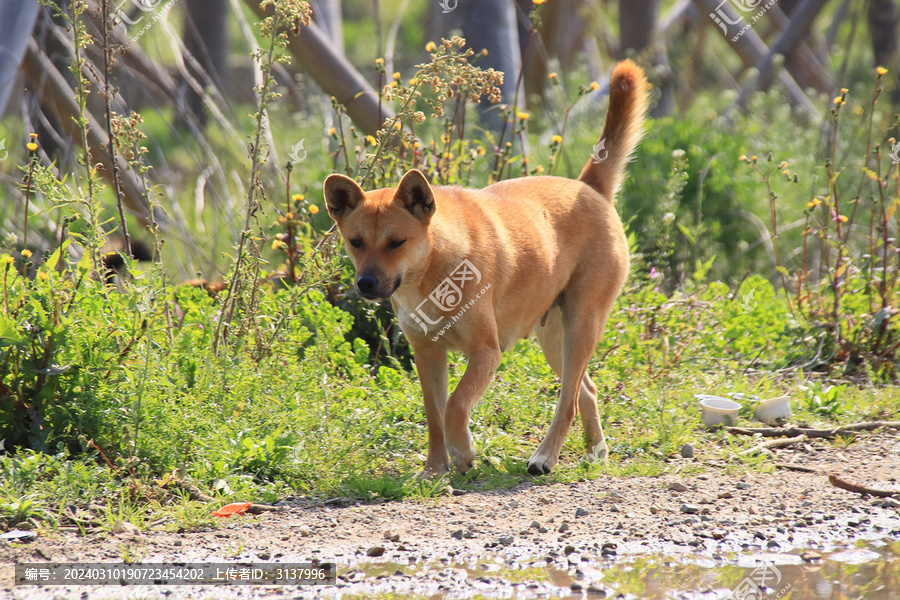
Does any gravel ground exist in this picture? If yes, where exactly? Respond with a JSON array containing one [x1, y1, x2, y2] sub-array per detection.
[[2, 431, 899, 599]]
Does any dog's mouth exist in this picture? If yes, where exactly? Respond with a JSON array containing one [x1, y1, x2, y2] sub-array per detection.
[[356, 275, 402, 301]]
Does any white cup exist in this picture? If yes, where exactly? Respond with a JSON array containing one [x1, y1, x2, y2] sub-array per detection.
[[755, 395, 791, 425], [697, 396, 741, 428]]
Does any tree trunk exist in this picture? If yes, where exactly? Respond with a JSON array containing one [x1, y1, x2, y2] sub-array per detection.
[[311, 0, 343, 53], [866, 0, 899, 102], [619, 0, 658, 55], [180, 0, 229, 130]]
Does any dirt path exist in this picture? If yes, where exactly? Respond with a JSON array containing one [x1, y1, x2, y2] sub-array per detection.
[[3, 432, 899, 599]]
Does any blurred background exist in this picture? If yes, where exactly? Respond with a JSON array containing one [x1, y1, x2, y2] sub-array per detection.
[[0, 0, 897, 285]]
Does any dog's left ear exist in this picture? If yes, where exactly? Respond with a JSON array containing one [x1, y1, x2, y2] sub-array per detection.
[[394, 169, 435, 222]]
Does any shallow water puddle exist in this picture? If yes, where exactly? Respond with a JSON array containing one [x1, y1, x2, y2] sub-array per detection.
[[347, 539, 900, 599]]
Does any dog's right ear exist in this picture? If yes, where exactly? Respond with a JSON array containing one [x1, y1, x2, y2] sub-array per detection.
[[324, 174, 366, 220]]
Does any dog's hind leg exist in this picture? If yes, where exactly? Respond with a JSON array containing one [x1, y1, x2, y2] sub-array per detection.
[[535, 309, 608, 463], [530, 304, 608, 475]]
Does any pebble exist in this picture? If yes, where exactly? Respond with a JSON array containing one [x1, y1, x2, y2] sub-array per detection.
[[558, 523, 570, 533], [801, 551, 822, 562], [498, 535, 514, 546], [668, 482, 689, 492], [737, 482, 751, 490], [383, 531, 400, 542], [367, 546, 386, 557], [680, 504, 700, 515], [680, 443, 695, 458], [575, 507, 590, 517], [450, 529, 463, 540]]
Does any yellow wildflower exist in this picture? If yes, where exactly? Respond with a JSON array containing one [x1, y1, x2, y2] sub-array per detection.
[[272, 239, 285, 250], [877, 66, 888, 76], [839, 215, 848, 223], [328, 127, 336, 136], [782, 170, 789, 176], [551, 135, 562, 144], [29, 133, 37, 139], [589, 81, 599, 91], [393, 121, 402, 130], [286, 212, 294, 219], [840, 88, 849, 94], [779, 161, 788, 168], [292, 193, 304, 201], [476, 146, 485, 156], [26, 142, 37, 152], [534, 165, 544, 173], [533, 0, 546, 4], [21, 249, 32, 258], [366, 135, 377, 146], [392, 72, 401, 80], [548, 72, 558, 80], [375, 58, 384, 66], [516, 111, 530, 121], [2, 256, 14, 265], [425, 41, 436, 52], [739, 154, 747, 161], [309, 205, 319, 214], [833, 96, 843, 105]]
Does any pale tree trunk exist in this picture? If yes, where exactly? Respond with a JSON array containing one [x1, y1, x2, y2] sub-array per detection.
[[311, 0, 343, 53]]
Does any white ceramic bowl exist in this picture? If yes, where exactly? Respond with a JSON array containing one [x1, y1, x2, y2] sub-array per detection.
[[755, 395, 791, 425], [698, 396, 741, 428]]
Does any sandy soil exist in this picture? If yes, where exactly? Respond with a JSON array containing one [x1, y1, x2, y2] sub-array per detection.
[[2, 431, 899, 599]]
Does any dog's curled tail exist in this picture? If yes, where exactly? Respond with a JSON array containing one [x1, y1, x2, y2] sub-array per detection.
[[578, 59, 649, 201]]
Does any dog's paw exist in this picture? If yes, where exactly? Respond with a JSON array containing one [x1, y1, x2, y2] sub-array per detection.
[[417, 463, 449, 479], [526, 451, 558, 476], [585, 441, 609, 463], [447, 444, 476, 474]]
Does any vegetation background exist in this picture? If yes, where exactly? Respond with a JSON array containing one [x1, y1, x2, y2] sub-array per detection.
[[0, 0, 898, 533]]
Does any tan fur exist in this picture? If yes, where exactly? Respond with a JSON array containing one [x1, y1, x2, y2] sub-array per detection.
[[325, 60, 649, 476]]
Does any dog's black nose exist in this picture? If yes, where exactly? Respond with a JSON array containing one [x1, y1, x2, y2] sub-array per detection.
[[356, 274, 378, 296]]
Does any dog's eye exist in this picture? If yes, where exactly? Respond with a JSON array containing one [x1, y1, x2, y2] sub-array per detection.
[[348, 238, 363, 249], [387, 240, 406, 250]]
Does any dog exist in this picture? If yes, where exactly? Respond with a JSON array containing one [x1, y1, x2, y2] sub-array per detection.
[[324, 60, 649, 476]]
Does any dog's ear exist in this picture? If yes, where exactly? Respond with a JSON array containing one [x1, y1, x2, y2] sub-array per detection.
[[324, 174, 366, 220], [394, 169, 435, 222]]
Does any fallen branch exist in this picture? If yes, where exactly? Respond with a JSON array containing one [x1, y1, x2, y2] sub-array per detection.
[[727, 421, 900, 440], [774, 463, 821, 474], [738, 433, 807, 456], [828, 474, 899, 498]]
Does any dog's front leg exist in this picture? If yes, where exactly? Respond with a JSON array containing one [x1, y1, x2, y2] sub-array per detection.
[[444, 344, 502, 474], [412, 344, 450, 477]]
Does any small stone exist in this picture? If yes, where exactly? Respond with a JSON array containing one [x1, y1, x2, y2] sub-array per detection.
[[298, 526, 312, 537], [737, 482, 751, 490], [564, 545, 576, 555], [450, 529, 463, 540], [498, 535, 514, 546], [571, 582, 583, 591], [668, 482, 689, 492], [367, 546, 386, 557], [680, 443, 695, 458], [530, 520, 541, 529], [538, 526, 548, 533], [873, 498, 900, 508], [587, 585, 607, 596], [801, 551, 822, 562], [558, 523, 570, 533], [680, 504, 700, 515], [649, 505, 659, 514], [257, 551, 271, 560], [112, 521, 139, 535], [718, 491, 733, 499], [575, 507, 590, 517]]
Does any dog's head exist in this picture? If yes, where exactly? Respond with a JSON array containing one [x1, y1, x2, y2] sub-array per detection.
[[324, 169, 435, 301]]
